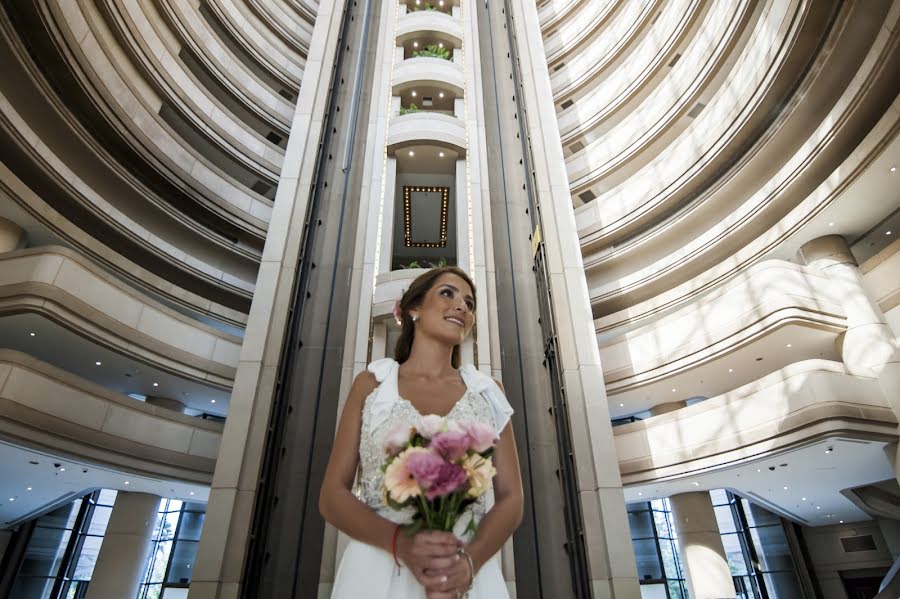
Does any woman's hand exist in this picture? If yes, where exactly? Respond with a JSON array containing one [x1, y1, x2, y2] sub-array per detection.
[[421, 545, 474, 598], [396, 530, 461, 590]]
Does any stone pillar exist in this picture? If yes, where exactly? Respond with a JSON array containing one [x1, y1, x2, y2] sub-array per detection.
[[85, 492, 160, 599], [799, 236, 900, 421], [669, 492, 736, 599], [0, 216, 24, 253], [649, 400, 687, 417], [146, 395, 189, 414]]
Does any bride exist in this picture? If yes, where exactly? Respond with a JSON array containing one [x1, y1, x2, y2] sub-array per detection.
[[320, 266, 523, 598]]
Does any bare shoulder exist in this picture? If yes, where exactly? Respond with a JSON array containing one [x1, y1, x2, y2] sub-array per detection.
[[344, 369, 379, 410]]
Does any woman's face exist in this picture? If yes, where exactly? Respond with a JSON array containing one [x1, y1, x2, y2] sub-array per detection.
[[411, 272, 476, 346]]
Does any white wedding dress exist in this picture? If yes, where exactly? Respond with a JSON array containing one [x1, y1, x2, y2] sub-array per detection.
[[330, 358, 514, 599]]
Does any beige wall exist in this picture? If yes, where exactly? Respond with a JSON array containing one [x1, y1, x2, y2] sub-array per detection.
[[802, 521, 893, 599]]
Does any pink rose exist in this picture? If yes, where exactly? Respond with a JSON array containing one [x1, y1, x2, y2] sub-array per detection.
[[430, 430, 470, 461], [384, 423, 413, 456], [465, 422, 498, 453], [417, 414, 445, 439], [407, 449, 468, 500]]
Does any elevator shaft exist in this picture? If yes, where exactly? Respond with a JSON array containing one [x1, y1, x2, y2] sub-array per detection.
[[240, 0, 382, 596], [475, 1, 591, 597]]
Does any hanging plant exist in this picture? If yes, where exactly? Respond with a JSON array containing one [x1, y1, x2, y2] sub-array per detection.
[[412, 44, 451, 60]]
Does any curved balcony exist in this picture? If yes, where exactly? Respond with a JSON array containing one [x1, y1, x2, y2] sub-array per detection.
[[585, 15, 900, 324], [615, 360, 896, 483], [396, 8, 463, 48], [554, 0, 710, 146], [0, 349, 223, 485], [393, 56, 464, 98], [386, 112, 467, 155], [156, 0, 295, 127], [602, 260, 847, 415], [542, 0, 618, 64], [549, 0, 657, 101], [0, 247, 240, 389]]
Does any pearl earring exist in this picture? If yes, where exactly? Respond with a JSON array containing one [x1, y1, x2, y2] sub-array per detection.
[[411, 314, 418, 322]]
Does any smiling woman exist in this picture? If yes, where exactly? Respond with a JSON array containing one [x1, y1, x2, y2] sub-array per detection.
[[319, 267, 523, 599]]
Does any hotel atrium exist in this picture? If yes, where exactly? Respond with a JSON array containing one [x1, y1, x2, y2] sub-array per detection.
[[0, 0, 897, 598]]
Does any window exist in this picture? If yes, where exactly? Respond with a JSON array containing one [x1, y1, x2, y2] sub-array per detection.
[[627, 499, 688, 598], [10, 490, 117, 599], [711, 490, 805, 598], [139, 499, 206, 599]]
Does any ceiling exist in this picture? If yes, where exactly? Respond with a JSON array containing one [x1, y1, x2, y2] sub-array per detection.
[[0, 440, 208, 529], [0, 312, 230, 415], [623, 437, 894, 526]]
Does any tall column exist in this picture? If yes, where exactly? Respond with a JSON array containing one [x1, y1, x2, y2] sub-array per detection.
[[506, 0, 641, 595], [669, 492, 736, 599], [799, 236, 900, 414], [0, 216, 24, 252], [86, 492, 160, 599]]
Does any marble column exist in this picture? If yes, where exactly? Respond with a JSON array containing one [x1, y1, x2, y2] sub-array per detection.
[[85, 492, 160, 599], [669, 492, 736, 599], [799, 236, 900, 421], [0, 216, 24, 253]]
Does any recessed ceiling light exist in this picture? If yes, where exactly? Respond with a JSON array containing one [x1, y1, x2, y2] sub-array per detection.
[[783, 486, 789, 490], [756, 469, 761, 472], [839, 520, 844, 523], [637, 492, 642, 496], [411, 90, 417, 97], [891, 166, 897, 172], [728, 368, 733, 372], [416, 0, 420, 4], [29, 332, 35, 337], [671, 388, 677, 392], [439, 92, 445, 98], [26, 486, 32, 491], [828, 222, 834, 227], [211, 399, 216, 404], [816, 506, 821, 510], [439, 151, 445, 157], [408, 150, 415, 157], [438, 42, 444, 48], [59, 467, 66, 472], [189, 491, 194, 496], [619, 403, 624, 407], [691, 481, 700, 486], [786, 343, 792, 348], [825, 447, 833, 454], [95, 361, 102, 366], [887, 231, 892, 235], [8, 498, 13, 502], [124, 481, 130, 485], [413, 41, 418, 48]]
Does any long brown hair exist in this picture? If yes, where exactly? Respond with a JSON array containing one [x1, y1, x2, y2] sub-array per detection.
[[393, 266, 476, 369]]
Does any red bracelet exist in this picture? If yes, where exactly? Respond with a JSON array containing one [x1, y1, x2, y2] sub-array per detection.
[[391, 525, 401, 568]]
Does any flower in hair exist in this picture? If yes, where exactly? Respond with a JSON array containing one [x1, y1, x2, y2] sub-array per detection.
[[392, 300, 403, 326]]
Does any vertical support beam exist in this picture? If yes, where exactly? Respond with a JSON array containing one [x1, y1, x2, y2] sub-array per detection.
[[669, 492, 736, 599], [503, 1, 641, 596], [188, 2, 346, 597], [85, 492, 159, 599]]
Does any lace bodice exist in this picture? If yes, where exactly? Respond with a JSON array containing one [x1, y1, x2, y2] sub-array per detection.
[[356, 359, 513, 541]]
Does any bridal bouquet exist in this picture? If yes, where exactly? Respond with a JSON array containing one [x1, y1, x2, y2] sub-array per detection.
[[381, 415, 498, 534]]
